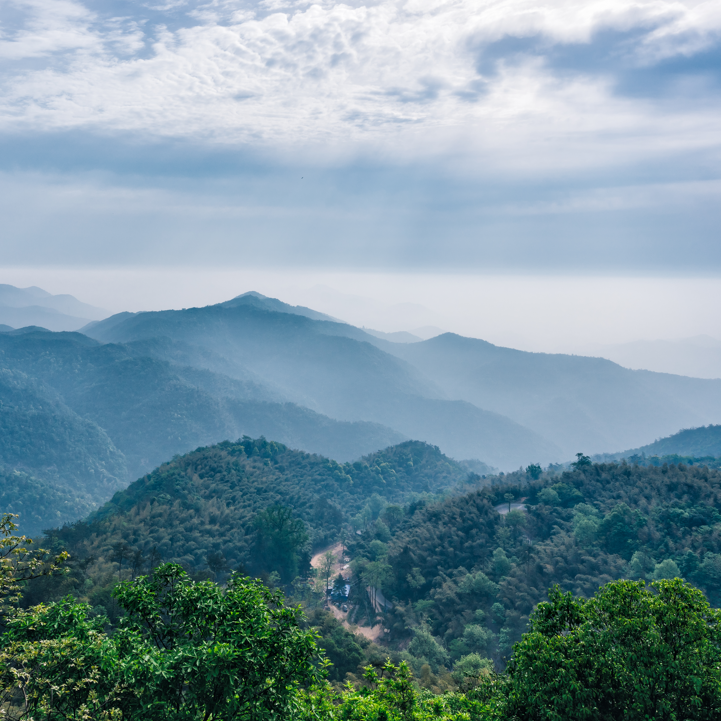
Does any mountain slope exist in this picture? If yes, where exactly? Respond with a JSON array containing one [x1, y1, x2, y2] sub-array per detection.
[[39, 439, 471, 592], [85, 302, 559, 467], [603, 425, 721, 462], [0, 330, 406, 481], [387, 333, 721, 458], [0, 368, 128, 535]]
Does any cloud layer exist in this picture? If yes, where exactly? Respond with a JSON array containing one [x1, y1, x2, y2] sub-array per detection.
[[1, 0, 720, 271], [2, 0, 721, 153]]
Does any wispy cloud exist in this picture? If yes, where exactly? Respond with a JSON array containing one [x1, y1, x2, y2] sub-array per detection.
[[0, 0, 719, 157], [0, 0, 720, 272]]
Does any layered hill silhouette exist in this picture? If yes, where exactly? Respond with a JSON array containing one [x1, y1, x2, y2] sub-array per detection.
[[86, 291, 721, 462], [386, 333, 721, 458], [599, 424, 721, 463], [7, 288, 721, 533], [0, 284, 108, 332], [84, 293, 559, 468]]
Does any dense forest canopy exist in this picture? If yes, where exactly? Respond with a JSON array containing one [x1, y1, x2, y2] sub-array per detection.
[[17, 435, 721, 690], [27, 439, 471, 610], [345, 457, 721, 673]]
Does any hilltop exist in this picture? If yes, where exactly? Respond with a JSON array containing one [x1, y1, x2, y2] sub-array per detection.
[[597, 424, 721, 465], [29, 438, 472, 609]]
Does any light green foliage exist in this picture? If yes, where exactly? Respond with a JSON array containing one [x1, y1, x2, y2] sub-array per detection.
[[651, 558, 681, 580], [491, 548, 511, 578], [451, 654, 494, 685], [299, 660, 493, 721], [504, 579, 721, 720], [627, 550, 654, 579], [407, 626, 449, 673], [537, 487, 560, 506], [0, 513, 68, 611], [0, 563, 319, 720], [458, 571, 498, 598], [253, 504, 309, 583], [571, 503, 600, 547]]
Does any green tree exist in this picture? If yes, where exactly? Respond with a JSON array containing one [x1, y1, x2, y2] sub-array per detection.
[[253, 505, 309, 583], [0, 513, 68, 612], [503, 493, 514, 512], [1, 563, 319, 720], [504, 578, 721, 720], [571, 452, 592, 469], [320, 551, 336, 600]]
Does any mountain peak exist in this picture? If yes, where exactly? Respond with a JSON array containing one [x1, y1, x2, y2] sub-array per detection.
[[216, 292, 341, 323]]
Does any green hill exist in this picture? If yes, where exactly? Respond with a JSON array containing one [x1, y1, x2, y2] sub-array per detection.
[[30, 439, 471, 611], [347, 459, 721, 670], [604, 425, 721, 463], [0, 368, 127, 535]]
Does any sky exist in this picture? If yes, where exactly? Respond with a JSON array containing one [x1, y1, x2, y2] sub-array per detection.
[[1, 0, 721, 348]]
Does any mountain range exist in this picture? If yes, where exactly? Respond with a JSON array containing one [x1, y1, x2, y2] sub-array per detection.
[[0, 284, 108, 332], [5, 288, 721, 533]]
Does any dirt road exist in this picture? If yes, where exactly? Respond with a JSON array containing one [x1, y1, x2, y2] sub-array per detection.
[[310, 543, 384, 642]]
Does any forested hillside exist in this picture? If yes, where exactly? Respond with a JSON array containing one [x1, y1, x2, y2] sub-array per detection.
[[347, 459, 721, 672], [0, 368, 127, 535], [0, 329, 412, 531], [16, 438, 721, 712], [28, 439, 471, 612]]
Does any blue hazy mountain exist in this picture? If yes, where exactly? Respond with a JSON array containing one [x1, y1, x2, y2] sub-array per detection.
[[386, 333, 721, 458], [85, 298, 559, 468], [0, 284, 108, 332], [598, 424, 721, 463]]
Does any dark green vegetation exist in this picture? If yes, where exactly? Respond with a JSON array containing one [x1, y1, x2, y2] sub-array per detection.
[[4, 535, 721, 719], [26, 439, 471, 610], [347, 458, 721, 673], [0, 367, 127, 535], [0, 328, 407, 532]]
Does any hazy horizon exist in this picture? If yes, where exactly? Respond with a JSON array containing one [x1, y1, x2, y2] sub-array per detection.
[[3, 269, 721, 379], [2, 0, 721, 372]]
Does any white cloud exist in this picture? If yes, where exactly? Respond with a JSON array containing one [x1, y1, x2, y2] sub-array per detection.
[[0, 0, 719, 170]]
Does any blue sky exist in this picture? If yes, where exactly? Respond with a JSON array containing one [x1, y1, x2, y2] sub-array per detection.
[[1, 0, 721, 346]]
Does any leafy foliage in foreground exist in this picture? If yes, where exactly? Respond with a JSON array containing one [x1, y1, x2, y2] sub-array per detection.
[[505, 578, 721, 720], [1, 564, 318, 720], [4, 517, 721, 721], [0, 514, 68, 611]]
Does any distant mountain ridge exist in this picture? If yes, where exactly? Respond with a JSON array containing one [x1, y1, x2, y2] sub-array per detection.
[[385, 332, 721, 458], [0, 284, 108, 332], [84, 299, 559, 468], [597, 425, 721, 463]]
